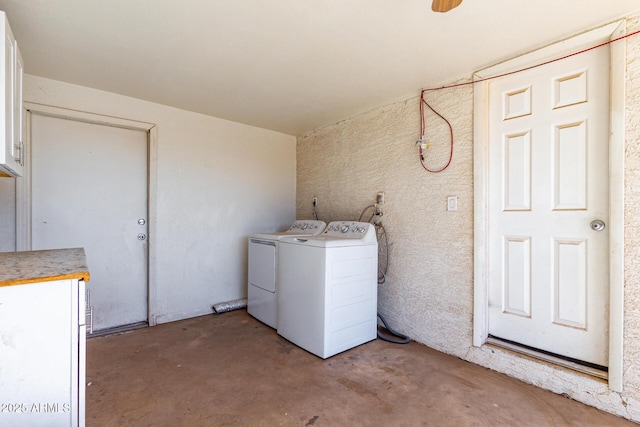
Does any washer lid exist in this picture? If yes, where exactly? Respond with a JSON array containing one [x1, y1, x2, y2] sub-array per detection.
[[281, 235, 378, 248], [250, 220, 326, 241], [280, 221, 378, 247]]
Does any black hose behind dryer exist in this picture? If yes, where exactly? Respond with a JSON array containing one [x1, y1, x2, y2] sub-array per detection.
[[377, 313, 410, 344]]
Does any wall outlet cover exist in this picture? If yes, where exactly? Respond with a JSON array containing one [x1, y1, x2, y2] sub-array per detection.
[[447, 196, 457, 211]]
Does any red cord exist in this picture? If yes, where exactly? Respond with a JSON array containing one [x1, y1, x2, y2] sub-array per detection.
[[416, 27, 640, 173], [421, 28, 640, 92], [419, 91, 454, 173]]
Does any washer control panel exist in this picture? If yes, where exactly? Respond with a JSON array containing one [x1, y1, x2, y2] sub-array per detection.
[[285, 220, 326, 235], [323, 221, 374, 238]]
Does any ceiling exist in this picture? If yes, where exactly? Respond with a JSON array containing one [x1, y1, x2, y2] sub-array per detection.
[[0, 0, 638, 136]]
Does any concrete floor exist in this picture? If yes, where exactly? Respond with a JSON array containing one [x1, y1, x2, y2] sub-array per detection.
[[87, 311, 633, 426]]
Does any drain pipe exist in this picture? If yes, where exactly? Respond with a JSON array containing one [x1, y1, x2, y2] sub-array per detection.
[[377, 313, 410, 344], [212, 298, 247, 314]]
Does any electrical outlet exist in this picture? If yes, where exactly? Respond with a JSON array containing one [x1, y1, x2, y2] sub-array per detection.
[[377, 192, 385, 205]]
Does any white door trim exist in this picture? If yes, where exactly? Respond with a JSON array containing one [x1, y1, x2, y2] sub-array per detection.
[[16, 102, 159, 327], [473, 20, 625, 391]]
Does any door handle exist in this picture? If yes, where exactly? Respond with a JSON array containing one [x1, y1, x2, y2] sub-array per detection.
[[590, 220, 606, 231]]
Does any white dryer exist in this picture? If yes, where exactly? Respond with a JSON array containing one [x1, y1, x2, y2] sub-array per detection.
[[277, 221, 378, 359], [247, 220, 326, 328]]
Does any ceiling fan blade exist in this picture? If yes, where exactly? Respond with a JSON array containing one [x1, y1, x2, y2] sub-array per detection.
[[432, 0, 463, 13]]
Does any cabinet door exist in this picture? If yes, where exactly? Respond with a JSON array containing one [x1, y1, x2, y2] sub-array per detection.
[[13, 42, 23, 168], [1, 15, 15, 171], [0, 280, 76, 426], [0, 13, 22, 177]]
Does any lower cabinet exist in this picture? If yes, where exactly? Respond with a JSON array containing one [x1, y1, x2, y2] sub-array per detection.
[[0, 278, 86, 427]]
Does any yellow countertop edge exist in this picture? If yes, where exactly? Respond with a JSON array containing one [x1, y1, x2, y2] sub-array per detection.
[[0, 271, 91, 288]]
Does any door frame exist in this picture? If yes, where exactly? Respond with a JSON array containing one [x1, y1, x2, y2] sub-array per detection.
[[473, 20, 625, 391], [16, 102, 159, 327]]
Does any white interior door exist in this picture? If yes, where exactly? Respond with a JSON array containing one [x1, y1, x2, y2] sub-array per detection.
[[31, 113, 148, 331], [487, 45, 610, 367]]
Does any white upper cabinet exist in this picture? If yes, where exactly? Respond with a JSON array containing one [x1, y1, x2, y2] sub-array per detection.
[[0, 12, 23, 178]]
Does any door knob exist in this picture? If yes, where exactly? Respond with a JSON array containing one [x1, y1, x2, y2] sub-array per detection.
[[137, 233, 147, 241], [138, 218, 146, 226], [590, 220, 606, 231]]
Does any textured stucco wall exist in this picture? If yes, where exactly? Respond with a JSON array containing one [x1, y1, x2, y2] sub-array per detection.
[[622, 14, 640, 411], [297, 84, 474, 358], [297, 16, 640, 422]]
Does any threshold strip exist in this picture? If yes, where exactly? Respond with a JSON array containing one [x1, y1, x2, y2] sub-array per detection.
[[87, 321, 148, 338], [486, 335, 608, 380]]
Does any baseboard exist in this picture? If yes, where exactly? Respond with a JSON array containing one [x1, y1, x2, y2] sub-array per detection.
[[154, 307, 214, 325]]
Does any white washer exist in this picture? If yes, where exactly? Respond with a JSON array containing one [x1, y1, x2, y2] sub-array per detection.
[[247, 220, 326, 328], [277, 221, 378, 359]]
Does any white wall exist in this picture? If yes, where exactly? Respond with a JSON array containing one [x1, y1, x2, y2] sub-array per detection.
[[21, 75, 296, 324], [296, 15, 640, 422], [0, 178, 15, 251]]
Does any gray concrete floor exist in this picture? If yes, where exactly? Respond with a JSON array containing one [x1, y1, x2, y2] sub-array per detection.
[[86, 310, 633, 426]]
